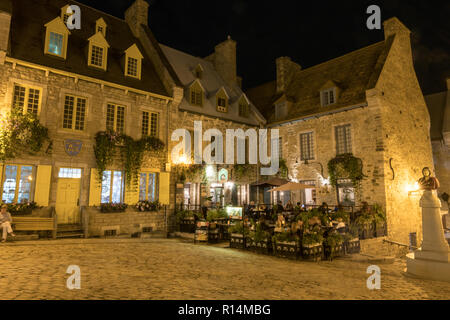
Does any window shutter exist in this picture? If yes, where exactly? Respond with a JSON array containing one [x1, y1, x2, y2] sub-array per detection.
[[34, 165, 52, 206], [124, 185, 139, 205], [89, 168, 102, 206], [159, 172, 170, 205]]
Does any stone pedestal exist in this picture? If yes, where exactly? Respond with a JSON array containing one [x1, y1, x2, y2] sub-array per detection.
[[406, 190, 450, 282]]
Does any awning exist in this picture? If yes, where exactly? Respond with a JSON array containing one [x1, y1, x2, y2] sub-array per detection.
[[250, 177, 289, 187], [268, 182, 314, 192]]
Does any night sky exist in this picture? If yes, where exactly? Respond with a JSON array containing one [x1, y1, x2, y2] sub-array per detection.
[[77, 0, 449, 95]]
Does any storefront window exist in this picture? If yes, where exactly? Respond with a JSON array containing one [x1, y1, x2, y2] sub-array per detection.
[[2, 165, 34, 203], [139, 172, 158, 201], [101, 170, 123, 203]]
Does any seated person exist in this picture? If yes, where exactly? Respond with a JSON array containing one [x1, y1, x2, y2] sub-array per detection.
[[285, 200, 294, 212]]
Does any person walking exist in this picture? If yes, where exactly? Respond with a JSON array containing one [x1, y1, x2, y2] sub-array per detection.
[[0, 204, 15, 243]]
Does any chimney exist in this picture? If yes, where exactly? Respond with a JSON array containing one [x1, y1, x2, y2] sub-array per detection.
[[125, 0, 149, 38], [0, 1, 12, 64], [383, 17, 411, 40], [276, 57, 301, 93], [211, 36, 237, 87]]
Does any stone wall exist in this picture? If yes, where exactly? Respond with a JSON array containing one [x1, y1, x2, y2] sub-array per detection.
[[0, 61, 170, 207], [84, 207, 167, 237], [277, 105, 386, 207]]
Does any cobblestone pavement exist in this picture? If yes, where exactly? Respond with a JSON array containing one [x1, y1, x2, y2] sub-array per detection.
[[0, 238, 449, 300]]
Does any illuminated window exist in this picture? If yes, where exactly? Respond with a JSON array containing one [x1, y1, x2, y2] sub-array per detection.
[[139, 172, 158, 201], [58, 168, 82, 178], [335, 125, 352, 155], [300, 132, 314, 160], [1, 165, 34, 204], [106, 104, 125, 134], [48, 32, 63, 56], [12, 84, 41, 115], [142, 111, 158, 137], [101, 170, 124, 204], [63, 95, 86, 131]]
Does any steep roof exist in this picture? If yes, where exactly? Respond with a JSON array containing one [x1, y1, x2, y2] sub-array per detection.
[[160, 44, 265, 125], [425, 90, 449, 141], [247, 37, 394, 123], [8, 0, 169, 97]]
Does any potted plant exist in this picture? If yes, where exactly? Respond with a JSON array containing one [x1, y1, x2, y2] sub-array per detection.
[[373, 204, 387, 237], [301, 228, 324, 261], [229, 221, 248, 249], [6, 202, 40, 215], [176, 210, 197, 233], [323, 232, 345, 260], [100, 203, 128, 213], [354, 211, 375, 239], [343, 232, 361, 254], [272, 231, 299, 259], [249, 223, 272, 255]]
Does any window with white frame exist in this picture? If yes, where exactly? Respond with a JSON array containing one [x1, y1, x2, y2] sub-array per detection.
[[101, 170, 124, 204], [63, 95, 87, 131], [139, 172, 158, 202], [275, 102, 288, 120], [48, 32, 64, 56], [2, 165, 34, 204], [58, 168, 82, 178], [335, 124, 352, 155], [142, 111, 158, 137], [90, 45, 104, 68], [300, 132, 314, 160], [106, 104, 125, 133], [12, 84, 41, 115], [124, 44, 143, 79], [321, 88, 336, 106]]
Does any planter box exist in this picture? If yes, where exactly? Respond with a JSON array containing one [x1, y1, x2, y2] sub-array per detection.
[[344, 238, 361, 254], [301, 243, 323, 262], [324, 243, 345, 260], [273, 241, 299, 260], [180, 218, 196, 233], [208, 228, 219, 243], [230, 233, 245, 249], [194, 229, 208, 244], [252, 240, 272, 255]]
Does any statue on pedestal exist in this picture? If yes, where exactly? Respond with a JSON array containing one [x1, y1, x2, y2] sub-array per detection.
[[418, 167, 440, 191]]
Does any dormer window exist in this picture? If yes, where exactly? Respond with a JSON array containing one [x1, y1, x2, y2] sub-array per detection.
[[189, 80, 204, 107], [95, 18, 107, 37], [124, 44, 143, 79], [44, 17, 70, 59], [87, 32, 110, 70], [238, 96, 250, 118], [194, 64, 204, 79], [61, 5, 72, 25], [216, 88, 229, 113], [321, 88, 336, 106]]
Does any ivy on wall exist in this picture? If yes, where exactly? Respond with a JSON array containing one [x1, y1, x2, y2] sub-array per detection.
[[327, 153, 364, 189], [94, 131, 165, 187], [0, 109, 52, 161]]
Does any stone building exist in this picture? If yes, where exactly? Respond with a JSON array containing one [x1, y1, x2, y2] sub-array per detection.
[[425, 79, 450, 199], [247, 18, 434, 244], [160, 38, 266, 209], [0, 0, 180, 237]]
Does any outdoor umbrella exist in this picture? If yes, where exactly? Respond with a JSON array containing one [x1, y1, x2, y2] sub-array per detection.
[[268, 182, 314, 192]]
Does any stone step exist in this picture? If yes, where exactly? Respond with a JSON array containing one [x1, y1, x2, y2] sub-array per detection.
[[58, 224, 83, 232], [56, 232, 84, 239], [2, 234, 39, 242], [140, 231, 167, 239]]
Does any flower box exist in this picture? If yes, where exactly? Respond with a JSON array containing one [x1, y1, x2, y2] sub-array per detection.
[[344, 238, 361, 254], [273, 241, 299, 260], [358, 224, 375, 240], [323, 242, 345, 260], [252, 239, 272, 255], [301, 243, 323, 262], [230, 233, 245, 249], [208, 228, 219, 243], [194, 229, 208, 244]]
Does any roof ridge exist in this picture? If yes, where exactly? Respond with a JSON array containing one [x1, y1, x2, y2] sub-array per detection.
[[296, 40, 386, 74], [71, 0, 126, 22], [160, 44, 215, 67]]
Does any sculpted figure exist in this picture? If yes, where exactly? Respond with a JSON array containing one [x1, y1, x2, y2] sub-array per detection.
[[418, 167, 440, 191]]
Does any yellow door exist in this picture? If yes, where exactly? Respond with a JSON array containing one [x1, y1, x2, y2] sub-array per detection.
[[56, 178, 81, 224]]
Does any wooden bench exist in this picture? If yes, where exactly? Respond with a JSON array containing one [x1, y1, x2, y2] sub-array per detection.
[[12, 216, 57, 239]]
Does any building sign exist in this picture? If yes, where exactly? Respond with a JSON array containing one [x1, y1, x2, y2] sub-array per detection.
[[64, 139, 82, 156], [218, 168, 228, 183]]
